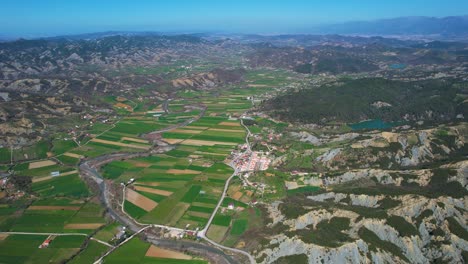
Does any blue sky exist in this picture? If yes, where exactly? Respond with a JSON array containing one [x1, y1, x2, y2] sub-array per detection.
[[1, 0, 468, 37]]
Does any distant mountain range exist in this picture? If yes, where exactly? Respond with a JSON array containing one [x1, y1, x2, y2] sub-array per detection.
[[313, 16, 468, 40], [2, 15, 468, 42]]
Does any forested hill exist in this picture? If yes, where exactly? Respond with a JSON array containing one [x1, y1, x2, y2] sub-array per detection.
[[262, 78, 467, 124]]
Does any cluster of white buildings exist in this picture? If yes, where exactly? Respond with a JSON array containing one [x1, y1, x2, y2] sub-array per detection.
[[236, 151, 271, 172]]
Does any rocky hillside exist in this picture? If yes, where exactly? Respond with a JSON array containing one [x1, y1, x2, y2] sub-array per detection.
[[171, 68, 246, 89], [247, 123, 467, 263], [0, 35, 211, 79]]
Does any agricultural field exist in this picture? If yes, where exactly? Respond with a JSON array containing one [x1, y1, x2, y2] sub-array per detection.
[[4, 198, 105, 234], [69, 240, 109, 264], [9, 159, 90, 198], [93, 223, 122, 243], [0, 141, 49, 164], [207, 202, 263, 248], [103, 237, 207, 264], [112, 152, 234, 228], [0, 234, 86, 264], [97, 87, 275, 229]]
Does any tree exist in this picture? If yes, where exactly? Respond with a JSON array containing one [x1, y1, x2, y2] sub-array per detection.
[[10, 175, 32, 192]]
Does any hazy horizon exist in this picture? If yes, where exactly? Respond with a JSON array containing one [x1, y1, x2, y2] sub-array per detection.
[[1, 0, 468, 38]]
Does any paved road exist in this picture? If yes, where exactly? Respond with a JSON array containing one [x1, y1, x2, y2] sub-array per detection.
[[199, 168, 239, 236], [197, 166, 255, 264], [197, 115, 256, 264], [240, 117, 253, 152]]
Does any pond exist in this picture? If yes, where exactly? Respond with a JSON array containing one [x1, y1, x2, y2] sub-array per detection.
[[389, 63, 407, 69], [349, 119, 400, 130]]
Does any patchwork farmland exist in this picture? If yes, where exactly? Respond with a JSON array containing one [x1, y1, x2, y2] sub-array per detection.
[[107, 96, 253, 229], [0, 68, 286, 263]]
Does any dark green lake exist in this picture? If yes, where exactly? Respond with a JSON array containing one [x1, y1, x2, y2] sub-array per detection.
[[349, 119, 399, 130]]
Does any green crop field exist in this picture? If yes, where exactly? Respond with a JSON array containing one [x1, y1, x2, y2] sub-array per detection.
[[104, 237, 150, 263], [181, 185, 202, 203], [124, 201, 148, 219], [52, 140, 79, 155], [102, 161, 134, 179], [93, 223, 120, 242], [10, 210, 72, 233], [56, 155, 80, 165], [6, 199, 104, 234], [67, 201, 105, 225], [15, 163, 74, 178], [230, 219, 248, 235], [32, 197, 81, 206], [49, 236, 86, 248], [0, 234, 86, 263], [32, 174, 90, 198], [69, 240, 108, 264], [212, 215, 232, 227], [0, 148, 11, 163]]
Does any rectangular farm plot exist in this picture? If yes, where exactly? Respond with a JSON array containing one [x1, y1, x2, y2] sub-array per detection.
[[231, 219, 248, 235], [66, 201, 106, 226], [32, 170, 78, 183], [166, 169, 202, 175], [163, 138, 185, 144], [120, 137, 149, 144], [32, 174, 90, 198], [27, 205, 81, 211], [63, 152, 84, 159], [28, 160, 56, 169], [186, 211, 211, 219], [134, 186, 173, 196], [191, 202, 216, 208], [181, 185, 202, 203], [218, 121, 241, 126], [183, 126, 209, 130], [180, 139, 238, 146], [207, 128, 244, 133], [170, 129, 204, 134], [11, 210, 76, 233], [91, 138, 150, 150], [124, 201, 147, 219], [145, 245, 192, 260], [212, 215, 232, 227], [207, 225, 229, 243], [125, 188, 158, 211], [167, 203, 191, 226], [64, 223, 104, 229]]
